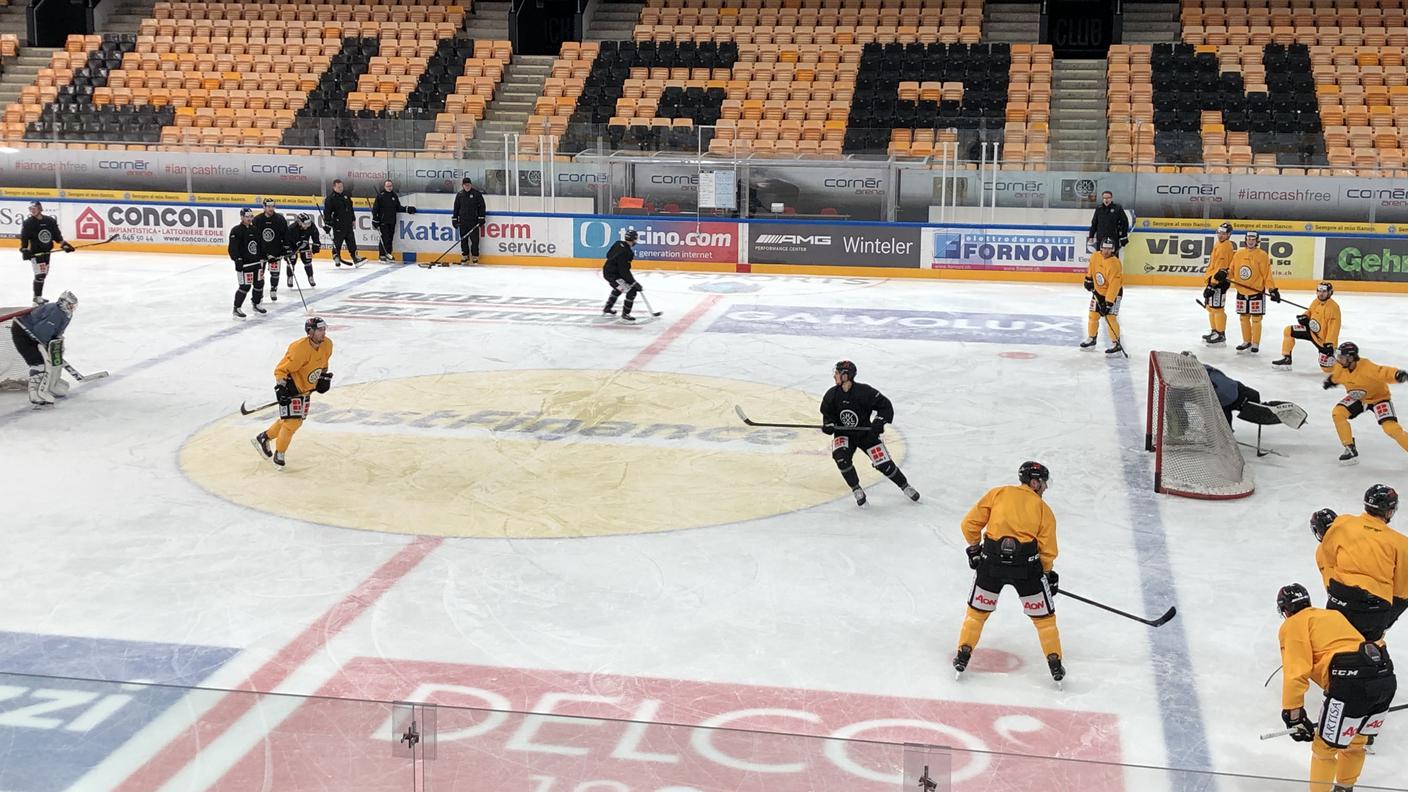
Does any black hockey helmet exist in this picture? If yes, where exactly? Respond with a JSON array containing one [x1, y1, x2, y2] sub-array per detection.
[[622, 228, 639, 243], [1310, 508, 1337, 542], [28, 200, 42, 212], [263, 198, 275, 207], [305, 316, 327, 335], [240, 208, 254, 221], [296, 212, 311, 225], [1019, 460, 1050, 484], [1100, 237, 1115, 250], [1217, 222, 1233, 234], [1336, 341, 1360, 361], [1277, 583, 1312, 619], [1365, 484, 1399, 519], [833, 360, 857, 380]]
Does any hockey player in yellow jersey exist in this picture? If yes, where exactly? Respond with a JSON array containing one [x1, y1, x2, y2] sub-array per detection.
[[1276, 583, 1396, 792], [1201, 222, 1235, 345], [1080, 238, 1124, 355], [1310, 485, 1408, 643], [251, 317, 334, 469], [1321, 342, 1408, 463], [953, 461, 1065, 685], [1231, 230, 1280, 353], [1274, 282, 1341, 372]]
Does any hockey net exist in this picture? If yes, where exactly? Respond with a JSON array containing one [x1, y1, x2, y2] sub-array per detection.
[[1145, 350, 1254, 500], [0, 307, 33, 391]]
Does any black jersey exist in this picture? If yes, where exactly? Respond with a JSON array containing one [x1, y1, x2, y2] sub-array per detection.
[[820, 382, 895, 433], [323, 191, 356, 230], [252, 211, 290, 258], [20, 215, 64, 254], [603, 240, 635, 282], [228, 223, 262, 266], [286, 221, 321, 253]]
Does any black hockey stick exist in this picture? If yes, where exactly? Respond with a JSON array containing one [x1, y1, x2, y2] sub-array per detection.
[[284, 243, 310, 312], [240, 399, 277, 415], [638, 291, 663, 317], [1262, 665, 1282, 687], [420, 223, 480, 268], [62, 363, 108, 381], [1061, 589, 1177, 627], [733, 405, 867, 433], [1229, 279, 1310, 310], [1238, 439, 1286, 458], [1260, 702, 1408, 740], [64, 233, 120, 250]]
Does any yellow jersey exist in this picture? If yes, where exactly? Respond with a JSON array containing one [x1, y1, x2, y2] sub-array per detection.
[[274, 337, 334, 395], [1302, 297, 1341, 346], [1231, 245, 1275, 295], [1327, 357, 1402, 404], [1316, 511, 1408, 605], [961, 485, 1058, 572], [1279, 607, 1368, 709], [1205, 239, 1234, 286], [1086, 251, 1123, 301]]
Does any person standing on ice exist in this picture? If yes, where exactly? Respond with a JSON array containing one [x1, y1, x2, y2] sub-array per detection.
[[819, 360, 919, 507], [9, 291, 77, 407], [601, 228, 642, 322], [953, 461, 1063, 685], [20, 200, 73, 303], [252, 317, 334, 470]]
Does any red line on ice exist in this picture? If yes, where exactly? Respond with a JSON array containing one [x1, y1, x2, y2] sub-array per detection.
[[624, 294, 722, 371]]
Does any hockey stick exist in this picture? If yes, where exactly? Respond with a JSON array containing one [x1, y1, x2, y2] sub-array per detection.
[[1061, 589, 1177, 627], [284, 243, 310, 312], [64, 233, 120, 250], [240, 399, 278, 415], [638, 291, 663, 317], [1259, 703, 1408, 740], [1263, 665, 1282, 687], [1238, 439, 1285, 458], [420, 223, 480, 268], [733, 405, 867, 433], [1229, 279, 1310, 311], [62, 362, 108, 381]]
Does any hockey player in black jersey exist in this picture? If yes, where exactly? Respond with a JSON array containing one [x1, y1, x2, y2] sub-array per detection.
[[20, 201, 73, 302], [820, 360, 920, 507], [602, 228, 641, 321], [285, 213, 322, 287], [230, 209, 266, 318], [252, 199, 290, 301]]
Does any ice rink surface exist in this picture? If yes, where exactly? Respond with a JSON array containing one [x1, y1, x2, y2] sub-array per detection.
[[1, 251, 1406, 791]]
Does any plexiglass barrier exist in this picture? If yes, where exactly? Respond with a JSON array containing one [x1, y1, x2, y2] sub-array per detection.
[[1, 670, 1401, 792]]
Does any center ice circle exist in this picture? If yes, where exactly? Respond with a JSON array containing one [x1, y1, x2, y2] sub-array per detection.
[[179, 370, 906, 538]]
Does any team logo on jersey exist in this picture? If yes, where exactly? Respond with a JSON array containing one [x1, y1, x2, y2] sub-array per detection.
[[1238, 265, 1253, 279], [839, 409, 859, 427], [262, 228, 277, 242], [180, 371, 906, 538], [305, 367, 325, 386], [1309, 319, 1322, 333], [1094, 273, 1107, 286], [37, 229, 52, 244], [246, 240, 259, 255]]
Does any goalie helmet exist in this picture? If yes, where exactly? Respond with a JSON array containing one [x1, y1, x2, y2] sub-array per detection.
[[833, 360, 857, 380], [1310, 508, 1337, 542], [1364, 483, 1398, 520], [1336, 341, 1360, 361], [56, 290, 77, 314], [1018, 460, 1050, 484], [305, 316, 327, 335], [1277, 583, 1311, 619]]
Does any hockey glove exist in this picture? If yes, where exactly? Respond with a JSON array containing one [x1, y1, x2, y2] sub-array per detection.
[[1269, 288, 1282, 303], [275, 378, 295, 406], [1118, 235, 1128, 248], [1320, 344, 1335, 357], [1323, 376, 1336, 390], [321, 223, 332, 233], [1095, 296, 1110, 316], [1202, 286, 1214, 300], [1393, 597, 1407, 622], [1281, 708, 1315, 742], [315, 372, 333, 394], [20, 248, 31, 260], [407, 206, 417, 214], [60, 242, 74, 253], [1397, 370, 1408, 384], [1297, 314, 1309, 328], [872, 417, 887, 434], [312, 243, 321, 254], [1045, 570, 1059, 595], [821, 424, 835, 435], [1083, 276, 1094, 292], [451, 217, 459, 228], [1214, 269, 1230, 285], [965, 544, 983, 570]]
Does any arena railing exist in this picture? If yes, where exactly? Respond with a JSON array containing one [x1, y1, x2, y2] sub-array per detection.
[[0, 669, 1400, 792], [6, 124, 1408, 225]]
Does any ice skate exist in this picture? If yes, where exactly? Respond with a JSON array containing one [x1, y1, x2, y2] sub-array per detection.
[[251, 432, 273, 460], [902, 485, 920, 502], [1272, 355, 1292, 369], [352, 256, 367, 268], [852, 487, 867, 507], [1047, 653, 1066, 688], [232, 307, 246, 319], [1205, 331, 1226, 345], [1105, 341, 1123, 355], [953, 645, 972, 679], [307, 276, 316, 287], [459, 256, 470, 266], [619, 313, 637, 323], [1236, 342, 1253, 352], [272, 451, 286, 470], [1079, 336, 1097, 349], [1339, 443, 1359, 465], [251, 303, 267, 315], [269, 290, 278, 302]]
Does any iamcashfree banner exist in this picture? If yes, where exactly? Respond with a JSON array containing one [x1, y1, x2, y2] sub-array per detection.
[[1323, 236, 1408, 282], [749, 222, 921, 268], [572, 218, 738, 264]]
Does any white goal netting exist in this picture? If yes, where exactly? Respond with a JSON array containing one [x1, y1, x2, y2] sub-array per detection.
[[1144, 350, 1254, 500], [1, 307, 33, 391]]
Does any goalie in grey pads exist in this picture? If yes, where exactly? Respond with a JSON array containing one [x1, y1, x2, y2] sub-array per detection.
[[820, 360, 920, 507], [1182, 352, 1307, 429], [8, 291, 78, 407]]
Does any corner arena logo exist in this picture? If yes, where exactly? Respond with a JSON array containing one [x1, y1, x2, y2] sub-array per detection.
[[179, 370, 905, 538]]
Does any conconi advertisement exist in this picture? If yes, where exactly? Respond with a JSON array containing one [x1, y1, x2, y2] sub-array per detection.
[[926, 229, 1087, 272], [1122, 230, 1317, 279], [1322, 236, 1408, 282], [748, 222, 921, 268], [573, 217, 739, 264]]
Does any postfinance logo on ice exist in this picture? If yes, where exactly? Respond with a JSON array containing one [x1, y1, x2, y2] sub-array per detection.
[[180, 370, 904, 538]]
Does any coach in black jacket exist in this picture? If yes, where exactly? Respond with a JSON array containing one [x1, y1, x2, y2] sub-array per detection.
[[1088, 190, 1130, 253], [452, 177, 488, 265], [322, 179, 364, 266], [371, 179, 416, 262]]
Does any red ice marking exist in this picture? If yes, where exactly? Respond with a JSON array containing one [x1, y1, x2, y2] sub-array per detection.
[[969, 648, 1024, 673], [114, 535, 443, 792], [210, 658, 1125, 792], [624, 294, 723, 371], [999, 352, 1038, 360]]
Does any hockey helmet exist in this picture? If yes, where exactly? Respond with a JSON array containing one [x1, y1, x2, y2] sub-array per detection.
[[1245, 230, 1261, 245], [263, 198, 276, 207], [1316, 282, 1334, 298], [1217, 222, 1233, 235], [240, 208, 254, 221], [1019, 460, 1050, 484], [296, 212, 312, 225], [1336, 341, 1360, 361], [1276, 583, 1312, 619], [833, 360, 857, 380], [1310, 508, 1337, 542], [1364, 484, 1399, 519], [56, 290, 77, 314], [622, 228, 639, 243], [28, 200, 42, 213], [1100, 237, 1115, 250], [305, 316, 328, 335]]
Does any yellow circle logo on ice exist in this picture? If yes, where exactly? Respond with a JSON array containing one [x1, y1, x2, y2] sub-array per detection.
[[180, 370, 906, 538]]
